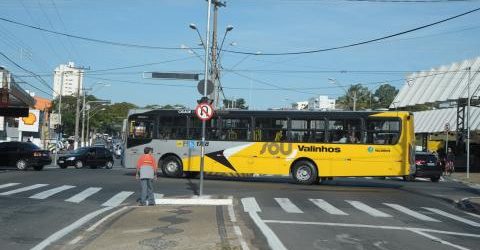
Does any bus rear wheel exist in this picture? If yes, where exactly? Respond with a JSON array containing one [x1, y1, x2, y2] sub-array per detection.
[[161, 156, 183, 178], [292, 160, 318, 185]]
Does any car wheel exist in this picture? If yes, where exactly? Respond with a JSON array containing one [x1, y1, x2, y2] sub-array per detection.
[[74, 160, 84, 169], [161, 156, 183, 177], [291, 160, 318, 185], [16, 159, 28, 171], [33, 165, 44, 171], [431, 176, 440, 182], [105, 160, 114, 169], [403, 175, 415, 182]]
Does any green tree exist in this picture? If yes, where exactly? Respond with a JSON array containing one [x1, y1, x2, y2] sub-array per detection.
[[223, 98, 248, 109], [372, 84, 399, 109], [51, 95, 99, 136], [337, 84, 372, 111]]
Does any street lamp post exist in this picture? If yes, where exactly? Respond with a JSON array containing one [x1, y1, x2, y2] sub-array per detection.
[[87, 107, 106, 146], [81, 82, 110, 146], [82, 100, 110, 146]]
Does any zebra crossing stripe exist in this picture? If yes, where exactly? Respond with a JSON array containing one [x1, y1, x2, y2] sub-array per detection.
[[154, 193, 164, 199], [423, 207, 480, 227], [383, 203, 440, 222], [346, 200, 392, 217], [65, 187, 102, 203], [102, 191, 134, 207], [0, 183, 20, 189], [30, 185, 76, 199], [310, 199, 348, 215], [0, 184, 49, 196], [274, 198, 303, 213]]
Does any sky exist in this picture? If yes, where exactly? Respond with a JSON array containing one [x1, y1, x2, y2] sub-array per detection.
[[0, 0, 479, 110]]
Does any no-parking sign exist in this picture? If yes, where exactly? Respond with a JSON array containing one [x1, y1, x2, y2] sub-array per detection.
[[195, 103, 214, 121]]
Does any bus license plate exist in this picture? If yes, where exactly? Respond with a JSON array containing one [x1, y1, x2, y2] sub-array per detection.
[[427, 162, 435, 166]]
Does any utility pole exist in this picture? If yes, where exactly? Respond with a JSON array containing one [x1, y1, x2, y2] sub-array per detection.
[[72, 65, 89, 149], [209, 0, 226, 109], [353, 91, 357, 111], [466, 66, 471, 179]]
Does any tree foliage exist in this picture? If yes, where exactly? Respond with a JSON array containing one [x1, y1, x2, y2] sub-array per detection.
[[336, 83, 399, 111], [51, 95, 137, 136], [223, 98, 248, 109]]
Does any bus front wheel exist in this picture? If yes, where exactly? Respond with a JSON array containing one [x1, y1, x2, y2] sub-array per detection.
[[292, 160, 318, 185], [161, 156, 183, 178]]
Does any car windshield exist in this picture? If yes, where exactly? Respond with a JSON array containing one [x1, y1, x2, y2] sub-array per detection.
[[23, 143, 40, 150], [72, 147, 89, 154]]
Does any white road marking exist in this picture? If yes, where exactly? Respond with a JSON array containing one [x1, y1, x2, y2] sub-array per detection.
[[86, 206, 129, 232], [423, 207, 480, 227], [408, 229, 470, 250], [465, 211, 480, 219], [310, 199, 348, 215], [154, 193, 164, 199], [29, 185, 76, 199], [65, 187, 102, 203], [31, 206, 114, 250], [383, 203, 440, 222], [0, 184, 48, 196], [263, 219, 480, 238], [241, 197, 287, 250], [275, 198, 303, 213], [227, 196, 237, 223], [346, 200, 392, 217], [241, 197, 261, 212], [155, 198, 232, 205], [0, 183, 20, 189], [68, 236, 83, 245], [234, 225, 250, 250], [101, 191, 134, 207]]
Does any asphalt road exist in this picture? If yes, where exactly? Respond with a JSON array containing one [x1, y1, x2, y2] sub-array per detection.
[[0, 161, 479, 250]]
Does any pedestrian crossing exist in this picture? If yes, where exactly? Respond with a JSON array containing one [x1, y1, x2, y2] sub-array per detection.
[[247, 197, 480, 227]]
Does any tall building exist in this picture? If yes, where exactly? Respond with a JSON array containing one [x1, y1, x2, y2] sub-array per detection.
[[308, 95, 336, 110], [52, 62, 83, 98]]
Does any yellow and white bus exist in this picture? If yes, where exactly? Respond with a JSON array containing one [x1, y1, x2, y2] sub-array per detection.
[[124, 109, 415, 184]]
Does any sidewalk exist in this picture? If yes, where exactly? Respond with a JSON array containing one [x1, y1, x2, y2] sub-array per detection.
[[54, 205, 254, 250]]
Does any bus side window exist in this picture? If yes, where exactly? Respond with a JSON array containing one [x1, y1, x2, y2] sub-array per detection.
[[366, 119, 400, 145]]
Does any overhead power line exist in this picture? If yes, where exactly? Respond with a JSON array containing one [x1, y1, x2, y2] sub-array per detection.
[[0, 16, 200, 50], [0, 51, 57, 96], [222, 6, 480, 56]]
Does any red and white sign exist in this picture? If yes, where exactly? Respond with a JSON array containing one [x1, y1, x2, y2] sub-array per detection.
[[195, 103, 214, 121]]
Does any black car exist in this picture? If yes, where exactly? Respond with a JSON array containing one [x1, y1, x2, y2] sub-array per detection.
[[405, 152, 442, 182], [58, 147, 114, 169], [0, 141, 51, 171]]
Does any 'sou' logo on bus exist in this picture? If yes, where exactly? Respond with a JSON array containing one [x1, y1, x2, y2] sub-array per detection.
[[260, 142, 292, 155]]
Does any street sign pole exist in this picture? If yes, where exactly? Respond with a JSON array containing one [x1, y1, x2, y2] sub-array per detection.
[[200, 0, 212, 197]]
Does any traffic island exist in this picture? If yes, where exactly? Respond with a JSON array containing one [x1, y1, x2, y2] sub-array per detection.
[[54, 204, 249, 250]]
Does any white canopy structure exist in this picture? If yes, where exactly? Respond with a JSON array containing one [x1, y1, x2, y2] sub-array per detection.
[[414, 107, 480, 133], [391, 57, 480, 109]]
